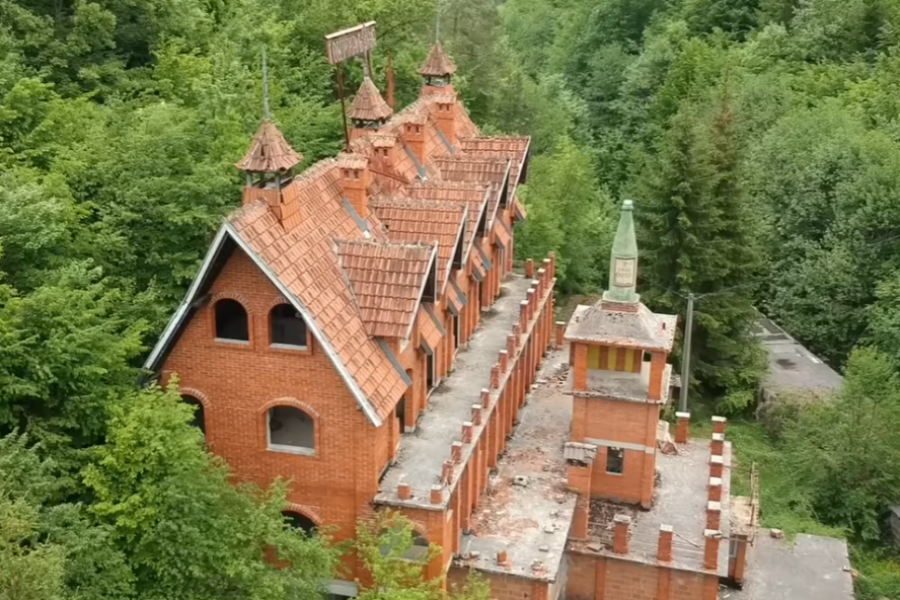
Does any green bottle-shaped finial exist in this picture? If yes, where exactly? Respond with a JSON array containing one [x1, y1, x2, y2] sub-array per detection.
[[603, 199, 640, 304]]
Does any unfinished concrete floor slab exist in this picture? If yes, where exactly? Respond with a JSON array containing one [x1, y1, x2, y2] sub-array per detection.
[[377, 275, 533, 505]]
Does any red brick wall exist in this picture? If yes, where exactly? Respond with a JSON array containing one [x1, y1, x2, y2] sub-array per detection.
[[160, 248, 390, 577], [566, 552, 716, 600], [448, 567, 549, 600], [570, 396, 660, 506]]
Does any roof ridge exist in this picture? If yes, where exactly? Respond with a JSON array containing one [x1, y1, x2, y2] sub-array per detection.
[[410, 180, 491, 190], [370, 196, 467, 212]]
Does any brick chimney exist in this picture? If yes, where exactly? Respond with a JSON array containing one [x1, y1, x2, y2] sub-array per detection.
[[400, 121, 426, 166], [433, 96, 456, 146], [337, 153, 371, 219]]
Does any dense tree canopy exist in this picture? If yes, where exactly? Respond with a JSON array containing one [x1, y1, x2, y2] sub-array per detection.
[[6, 0, 900, 596]]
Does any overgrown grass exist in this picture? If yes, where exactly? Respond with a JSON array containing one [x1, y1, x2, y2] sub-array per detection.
[[688, 409, 900, 598]]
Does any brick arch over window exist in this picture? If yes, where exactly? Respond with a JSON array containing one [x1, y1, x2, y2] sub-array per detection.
[[179, 387, 210, 435], [210, 291, 253, 310], [213, 298, 249, 342], [259, 398, 320, 456], [282, 503, 323, 534]]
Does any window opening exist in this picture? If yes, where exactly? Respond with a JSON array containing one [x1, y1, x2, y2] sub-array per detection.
[[181, 395, 205, 435], [270, 303, 308, 347], [379, 529, 429, 562], [426, 353, 435, 391], [606, 447, 624, 474], [283, 510, 317, 534], [215, 299, 249, 342], [396, 397, 406, 433], [452, 315, 460, 350], [268, 406, 314, 452]]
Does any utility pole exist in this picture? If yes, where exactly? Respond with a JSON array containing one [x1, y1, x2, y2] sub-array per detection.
[[678, 293, 695, 413]]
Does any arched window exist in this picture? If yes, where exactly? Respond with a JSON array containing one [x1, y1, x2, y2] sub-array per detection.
[[282, 511, 317, 534], [268, 406, 314, 453], [181, 395, 205, 435], [378, 528, 429, 561], [270, 304, 308, 347], [215, 299, 249, 342]]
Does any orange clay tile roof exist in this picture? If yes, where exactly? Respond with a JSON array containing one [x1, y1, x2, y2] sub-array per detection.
[[370, 196, 467, 289], [434, 156, 510, 227], [336, 239, 436, 339], [228, 161, 409, 424], [416, 305, 444, 353], [458, 136, 530, 191], [406, 181, 490, 258], [235, 120, 303, 173], [419, 43, 457, 77], [349, 77, 393, 122], [147, 78, 523, 429]]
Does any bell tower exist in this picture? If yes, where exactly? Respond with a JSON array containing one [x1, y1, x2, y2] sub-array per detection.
[[564, 200, 677, 508]]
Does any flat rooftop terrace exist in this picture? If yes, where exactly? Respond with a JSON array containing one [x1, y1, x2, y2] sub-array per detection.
[[571, 439, 733, 577], [724, 534, 854, 600], [376, 275, 533, 507], [456, 348, 576, 582]]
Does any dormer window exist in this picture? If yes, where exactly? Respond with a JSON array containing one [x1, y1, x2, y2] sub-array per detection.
[[270, 304, 308, 348], [215, 299, 249, 343]]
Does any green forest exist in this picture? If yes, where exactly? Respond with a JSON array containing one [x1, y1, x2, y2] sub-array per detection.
[[4, 0, 900, 597]]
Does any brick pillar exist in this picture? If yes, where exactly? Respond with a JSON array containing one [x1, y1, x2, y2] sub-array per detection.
[[398, 482, 411, 499], [712, 415, 727, 435], [430, 485, 442, 505], [525, 259, 533, 278], [703, 530, 721, 570], [519, 300, 529, 331], [657, 524, 673, 562], [451, 441, 462, 463], [573, 344, 587, 390], [613, 515, 631, 554], [556, 321, 565, 349], [675, 411, 690, 444], [710, 455, 724, 479], [706, 501, 721, 530], [526, 289, 536, 322], [708, 477, 722, 502], [711, 432, 724, 456], [499, 349, 509, 373], [566, 463, 592, 540], [730, 534, 749, 584], [471, 404, 482, 426], [490, 365, 500, 389]]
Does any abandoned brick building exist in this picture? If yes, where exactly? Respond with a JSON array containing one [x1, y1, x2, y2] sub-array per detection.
[[144, 40, 757, 600]]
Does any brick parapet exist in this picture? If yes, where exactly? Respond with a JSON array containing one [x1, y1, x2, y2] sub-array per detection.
[[377, 258, 556, 512]]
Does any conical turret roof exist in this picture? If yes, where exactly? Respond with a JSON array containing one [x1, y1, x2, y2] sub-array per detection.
[[419, 43, 457, 78], [349, 76, 393, 122], [235, 120, 303, 173]]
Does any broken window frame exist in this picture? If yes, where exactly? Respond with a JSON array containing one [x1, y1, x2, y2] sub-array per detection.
[[267, 406, 315, 455]]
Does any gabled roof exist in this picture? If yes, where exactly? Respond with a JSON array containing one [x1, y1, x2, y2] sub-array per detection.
[[147, 68, 524, 431], [458, 136, 530, 194], [350, 77, 393, 122], [406, 181, 491, 263], [370, 196, 467, 290], [235, 120, 303, 173], [336, 239, 437, 339], [433, 156, 510, 228], [419, 43, 457, 77]]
